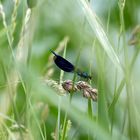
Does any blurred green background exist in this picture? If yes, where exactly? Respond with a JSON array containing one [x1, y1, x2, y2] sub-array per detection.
[[0, 0, 140, 140]]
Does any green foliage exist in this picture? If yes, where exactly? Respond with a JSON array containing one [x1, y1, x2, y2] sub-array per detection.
[[0, 0, 140, 140], [27, 0, 37, 8]]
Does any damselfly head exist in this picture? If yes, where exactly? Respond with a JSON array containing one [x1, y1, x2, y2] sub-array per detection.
[[76, 69, 92, 80]]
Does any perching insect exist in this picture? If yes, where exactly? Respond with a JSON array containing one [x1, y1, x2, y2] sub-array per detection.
[[51, 50, 92, 80]]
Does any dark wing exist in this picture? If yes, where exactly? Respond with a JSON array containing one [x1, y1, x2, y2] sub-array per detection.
[[54, 55, 75, 72]]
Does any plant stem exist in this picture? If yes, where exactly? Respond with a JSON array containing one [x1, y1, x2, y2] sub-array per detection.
[[56, 39, 68, 140]]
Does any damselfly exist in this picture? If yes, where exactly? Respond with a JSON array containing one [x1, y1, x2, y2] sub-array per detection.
[[51, 51, 92, 80]]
